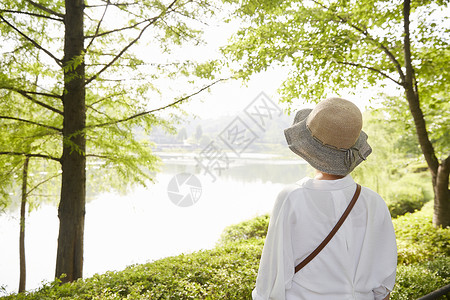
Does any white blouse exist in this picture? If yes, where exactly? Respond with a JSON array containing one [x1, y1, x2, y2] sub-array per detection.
[[252, 175, 397, 300]]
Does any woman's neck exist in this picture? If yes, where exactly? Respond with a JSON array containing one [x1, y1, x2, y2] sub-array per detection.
[[314, 170, 345, 181]]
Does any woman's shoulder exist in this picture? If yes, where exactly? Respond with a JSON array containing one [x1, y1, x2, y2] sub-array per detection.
[[270, 183, 306, 218], [359, 185, 392, 219], [275, 178, 311, 204], [360, 185, 386, 203]]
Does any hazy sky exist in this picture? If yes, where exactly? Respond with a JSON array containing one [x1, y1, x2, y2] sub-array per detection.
[[155, 20, 385, 120], [119, 4, 400, 122]]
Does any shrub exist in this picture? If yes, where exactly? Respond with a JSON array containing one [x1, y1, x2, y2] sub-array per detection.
[[217, 214, 269, 246], [387, 191, 430, 218], [393, 202, 450, 265], [391, 257, 450, 300], [1, 239, 263, 300]]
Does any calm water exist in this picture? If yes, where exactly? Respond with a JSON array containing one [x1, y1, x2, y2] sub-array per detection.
[[0, 156, 311, 295]]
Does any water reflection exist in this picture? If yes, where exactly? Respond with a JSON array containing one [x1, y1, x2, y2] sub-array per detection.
[[0, 158, 312, 295], [162, 158, 312, 184]]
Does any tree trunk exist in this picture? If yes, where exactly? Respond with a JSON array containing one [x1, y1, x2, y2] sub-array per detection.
[[402, 88, 448, 227], [19, 156, 29, 293], [434, 157, 450, 227], [55, 0, 86, 283], [402, 0, 448, 227]]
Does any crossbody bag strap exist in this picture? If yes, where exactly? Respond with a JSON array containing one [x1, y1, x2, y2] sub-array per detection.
[[294, 183, 362, 274]]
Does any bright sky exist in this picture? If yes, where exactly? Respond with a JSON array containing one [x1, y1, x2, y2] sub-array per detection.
[[155, 2, 448, 120], [182, 66, 389, 120], [149, 19, 389, 120], [87, 1, 402, 121]]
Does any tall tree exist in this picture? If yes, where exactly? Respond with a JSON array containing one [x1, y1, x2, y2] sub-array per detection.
[[1, 0, 221, 284], [18, 156, 29, 293], [0, 96, 61, 292], [222, 0, 450, 227], [0, 25, 64, 290]]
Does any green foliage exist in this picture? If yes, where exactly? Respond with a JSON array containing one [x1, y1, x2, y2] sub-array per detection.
[[352, 108, 434, 219], [387, 190, 429, 218], [217, 214, 269, 245], [2, 202, 449, 299], [221, 0, 450, 106], [382, 94, 449, 159], [393, 202, 450, 265], [194, 60, 219, 80], [391, 258, 450, 300], [221, 0, 450, 226], [0, 0, 221, 207], [0, 81, 62, 209], [1, 239, 263, 300]]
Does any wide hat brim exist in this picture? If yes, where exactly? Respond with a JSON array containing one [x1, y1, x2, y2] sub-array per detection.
[[284, 109, 372, 175]]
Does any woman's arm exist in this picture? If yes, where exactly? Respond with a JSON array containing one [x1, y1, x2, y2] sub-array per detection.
[[252, 187, 297, 299]]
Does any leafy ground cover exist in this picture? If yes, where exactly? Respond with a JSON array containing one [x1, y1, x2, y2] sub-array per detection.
[[391, 202, 450, 299], [2, 203, 448, 299]]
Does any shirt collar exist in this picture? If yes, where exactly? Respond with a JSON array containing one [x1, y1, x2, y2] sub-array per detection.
[[299, 174, 356, 191]]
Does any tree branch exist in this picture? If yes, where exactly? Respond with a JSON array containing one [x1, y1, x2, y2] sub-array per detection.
[[0, 9, 64, 22], [85, 19, 156, 85], [86, 103, 121, 131], [0, 116, 62, 132], [85, 1, 140, 8], [0, 152, 60, 162], [0, 15, 62, 67], [84, 17, 149, 39], [309, 0, 406, 84], [85, 0, 110, 51], [24, 0, 64, 18], [160, 17, 201, 44], [333, 60, 401, 85], [4, 88, 63, 115], [346, 24, 406, 85], [86, 154, 109, 159], [25, 173, 61, 197], [87, 77, 227, 128], [85, 0, 180, 85], [442, 155, 450, 170], [88, 92, 126, 107], [19, 90, 62, 100]]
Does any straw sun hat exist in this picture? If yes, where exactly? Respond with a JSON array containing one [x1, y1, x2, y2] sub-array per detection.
[[284, 97, 372, 176]]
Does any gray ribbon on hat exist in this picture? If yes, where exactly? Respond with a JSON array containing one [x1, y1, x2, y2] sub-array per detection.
[[308, 126, 367, 170], [344, 147, 366, 169]]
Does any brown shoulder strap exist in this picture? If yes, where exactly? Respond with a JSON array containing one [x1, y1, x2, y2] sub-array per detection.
[[294, 184, 361, 274]]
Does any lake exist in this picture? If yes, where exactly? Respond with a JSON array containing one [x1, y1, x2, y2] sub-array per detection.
[[0, 155, 312, 295]]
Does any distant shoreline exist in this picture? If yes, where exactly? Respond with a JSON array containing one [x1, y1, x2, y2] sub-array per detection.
[[155, 151, 307, 165]]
